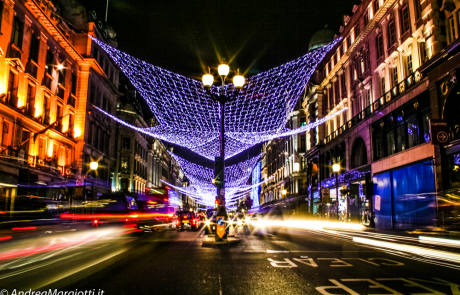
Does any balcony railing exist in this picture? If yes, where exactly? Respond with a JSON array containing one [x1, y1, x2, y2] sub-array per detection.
[[323, 71, 421, 144]]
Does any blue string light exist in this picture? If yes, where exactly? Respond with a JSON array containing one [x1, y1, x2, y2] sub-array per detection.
[[90, 37, 342, 159]]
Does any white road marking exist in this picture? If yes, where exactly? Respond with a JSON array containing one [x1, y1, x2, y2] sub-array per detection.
[[218, 273, 223, 295], [267, 250, 289, 253]]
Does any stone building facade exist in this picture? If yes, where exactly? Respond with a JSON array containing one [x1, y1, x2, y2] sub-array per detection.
[[303, 0, 451, 229], [0, 0, 92, 206]]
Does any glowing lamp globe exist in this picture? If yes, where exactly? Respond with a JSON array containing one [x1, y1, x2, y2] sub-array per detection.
[[218, 63, 229, 77], [57, 64, 64, 70], [202, 74, 214, 87], [233, 74, 245, 89], [332, 163, 340, 172], [282, 189, 287, 195], [90, 161, 99, 170]]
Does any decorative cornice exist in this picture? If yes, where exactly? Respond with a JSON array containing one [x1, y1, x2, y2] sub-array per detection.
[[385, 49, 399, 68], [25, 0, 86, 66], [397, 36, 414, 56], [24, 15, 33, 27], [374, 62, 387, 77], [4, 0, 14, 8], [39, 31, 48, 41], [412, 25, 425, 43]]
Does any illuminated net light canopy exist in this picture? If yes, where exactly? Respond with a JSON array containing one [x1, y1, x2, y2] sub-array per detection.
[[163, 152, 264, 206], [91, 37, 342, 160]]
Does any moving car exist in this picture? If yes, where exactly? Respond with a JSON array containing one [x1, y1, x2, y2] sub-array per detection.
[[176, 211, 201, 231]]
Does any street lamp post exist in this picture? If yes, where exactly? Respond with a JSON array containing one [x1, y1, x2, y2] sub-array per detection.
[[332, 163, 340, 221], [90, 161, 98, 215], [203, 62, 244, 241]]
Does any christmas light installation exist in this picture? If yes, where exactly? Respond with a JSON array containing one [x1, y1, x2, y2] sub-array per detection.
[[320, 170, 370, 188], [169, 152, 262, 189], [90, 37, 343, 160], [250, 161, 261, 208], [162, 152, 268, 206], [94, 104, 346, 160]]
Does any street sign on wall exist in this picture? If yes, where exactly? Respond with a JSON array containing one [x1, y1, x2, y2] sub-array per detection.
[[430, 119, 450, 145]]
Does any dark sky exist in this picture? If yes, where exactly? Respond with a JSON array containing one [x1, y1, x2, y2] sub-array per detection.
[[77, 0, 360, 79], [75, 0, 360, 166]]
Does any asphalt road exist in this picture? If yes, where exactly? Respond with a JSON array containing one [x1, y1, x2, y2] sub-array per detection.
[[0, 224, 459, 295]]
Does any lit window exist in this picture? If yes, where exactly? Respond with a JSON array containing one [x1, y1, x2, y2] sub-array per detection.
[[407, 55, 413, 74]]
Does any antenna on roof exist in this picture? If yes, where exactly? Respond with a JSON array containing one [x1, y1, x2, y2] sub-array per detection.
[[105, 0, 109, 23]]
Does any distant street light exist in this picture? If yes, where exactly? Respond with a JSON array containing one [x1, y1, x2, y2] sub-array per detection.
[[89, 161, 99, 214], [333, 163, 340, 220], [281, 189, 287, 196]]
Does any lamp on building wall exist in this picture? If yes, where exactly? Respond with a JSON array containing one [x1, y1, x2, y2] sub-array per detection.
[[90, 161, 99, 170], [332, 163, 340, 220], [89, 161, 99, 214]]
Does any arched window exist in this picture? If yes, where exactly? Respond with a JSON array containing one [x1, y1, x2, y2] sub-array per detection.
[[351, 138, 368, 168]]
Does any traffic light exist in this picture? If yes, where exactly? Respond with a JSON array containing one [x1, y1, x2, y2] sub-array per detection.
[[214, 157, 224, 184], [215, 200, 219, 208]]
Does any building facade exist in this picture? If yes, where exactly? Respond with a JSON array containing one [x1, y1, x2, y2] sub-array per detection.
[[303, 0, 452, 229], [0, 0, 90, 208], [113, 77, 152, 194], [260, 138, 286, 205]]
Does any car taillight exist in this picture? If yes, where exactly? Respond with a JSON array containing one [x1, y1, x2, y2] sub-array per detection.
[[192, 219, 196, 225]]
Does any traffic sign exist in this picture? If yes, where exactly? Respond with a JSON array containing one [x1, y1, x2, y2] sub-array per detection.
[[216, 216, 226, 238], [430, 119, 450, 145]]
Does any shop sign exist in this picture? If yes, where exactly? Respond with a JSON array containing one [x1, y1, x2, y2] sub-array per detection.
[[430, 119, 450, 145], [375, 195, 381, 211]]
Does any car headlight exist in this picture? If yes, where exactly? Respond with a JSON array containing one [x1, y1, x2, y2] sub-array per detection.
[[205, 220, 210, 226]]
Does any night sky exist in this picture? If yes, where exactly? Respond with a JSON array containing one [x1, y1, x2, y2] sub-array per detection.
[[74, 0, 360, 166]]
